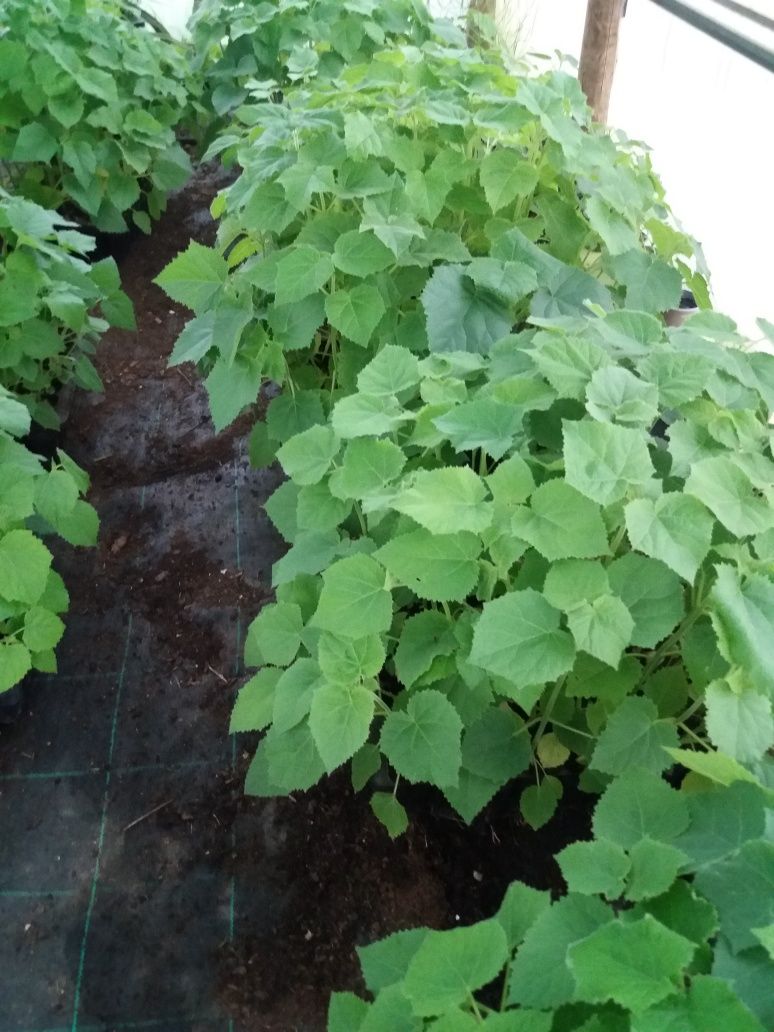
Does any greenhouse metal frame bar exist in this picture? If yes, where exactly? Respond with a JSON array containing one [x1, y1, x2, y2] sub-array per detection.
[[646, 0, 774, 73]]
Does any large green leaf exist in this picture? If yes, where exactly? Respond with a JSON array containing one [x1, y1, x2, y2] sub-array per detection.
[[556, 840, 630, 899], [271, 659, 320, 735], [311, 554, 392, 639], [274, 245, 334, 305], [566, 593, 634, 668], [591, 697, 678, 775], [309, 680, 375, 771], [465, 258, 537, 302], [331, 393, 410, 438], [607, 554, 685, 648], [325, 285, 386, 346], [563, 419, 654, 506], [422, 264, 512, 354], [244, 602, 303, 668], [685, 457, 774, 538], [569, 915, 694, 1012], [611, 250, 682, 313], [479, 150, 538, 213], [230, 668, 281, 733], [22, 606, 64, 652], [531, 335, 611, 399], [433, 399, 523, 460], [638, 350, 716, 407], [461, 707, 532, 783], [357, 345, 420, 397], [0, 529, 52, 604], [675, 781, 766, 871], [402, 920, 509, 1015], [705, 680, 774, 763], [543, 559, 609, 611], [712, 939, 774, 1030], [317, 633, 385, 685], [329, 438, 406, 499], [510, 479, 609, 561], [276, 425, 339, 485], [694, 841, 774, 953], [626, 838, 689, 902], [470, 589, 575, 687], [633, 975, 766, 1032], [625, 494, 714, 583], [586, 366, 659, 427], [360, 207, 425, 257], [205, 355, 262, 431], [394, 610, 456, 689], [496, 881, 552, 949], [13, 122, 58, 161], [507, 895, 611, 1008], [379, 689, 462, 787], [375, 530, 480, 602], [264, 721, 326, 792], [358, 928, 429, 993], [593, 768, 690, 849], [332, 229, 395, 277], [154, 242, 227, 313], [392, 468, 492, 534], [709, 565, 774, 695], [0, 641, 32, 694]]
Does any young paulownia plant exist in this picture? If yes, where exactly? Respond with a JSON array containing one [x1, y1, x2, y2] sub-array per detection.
[[328, 767, 774, 1031], [0, 190, 135, 427], [0, 195, 119, 694], [188, 0, 436, 129], [0, 400, 99, 693], [157, 33, 708, 434], [232, 306, 774, 835], [0, 0, 195, 231]]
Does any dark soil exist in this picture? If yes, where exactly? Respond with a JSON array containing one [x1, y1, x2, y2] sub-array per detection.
[[0, 164, 594, 1032]]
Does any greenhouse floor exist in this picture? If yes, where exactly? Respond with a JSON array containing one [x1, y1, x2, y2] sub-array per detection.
[[0, 169, 592, 1032]]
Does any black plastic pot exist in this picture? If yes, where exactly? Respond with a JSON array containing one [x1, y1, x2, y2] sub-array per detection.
[[665, 288, 698, 328], [0, 683, 25, 726]]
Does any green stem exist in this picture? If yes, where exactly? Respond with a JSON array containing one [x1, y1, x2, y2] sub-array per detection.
[[692, 568, 707, 609], [607, 523, 627, 558], [640, 606, 704, 683], [531, 675, 566, 757], [373, 695, 391, 717], [467, 994, 485, 1022], [679, 722, 711, 751], [549, 719, 594, 739], [499, 961, 511, 1011], [352, 501, 367, 536], [677, 695, 705, 724]]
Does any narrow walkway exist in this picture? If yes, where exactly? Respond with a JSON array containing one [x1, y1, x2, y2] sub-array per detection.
[[0, 168, 285, 1032]]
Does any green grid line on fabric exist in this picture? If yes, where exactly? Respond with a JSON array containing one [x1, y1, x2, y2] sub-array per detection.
[[0, 889, 77, 898], [0, 769, 100, 781], [40, 673, 123, 681], [0, 759, 217, 783], [69, 612, 134, 1032]]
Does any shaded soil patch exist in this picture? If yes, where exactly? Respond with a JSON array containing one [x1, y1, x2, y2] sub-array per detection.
[[216, 766, 592, 1030]]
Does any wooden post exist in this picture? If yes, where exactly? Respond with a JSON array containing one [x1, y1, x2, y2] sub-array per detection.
[[467, 0, 496, 47], [579, 0, 625, 123]]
